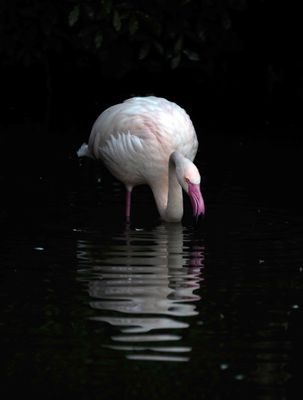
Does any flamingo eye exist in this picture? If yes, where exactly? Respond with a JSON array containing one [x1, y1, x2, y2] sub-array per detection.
[[185, 177, 190, 184]]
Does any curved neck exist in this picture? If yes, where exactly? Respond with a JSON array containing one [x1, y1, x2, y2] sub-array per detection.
[[151, 152, 184, 222]]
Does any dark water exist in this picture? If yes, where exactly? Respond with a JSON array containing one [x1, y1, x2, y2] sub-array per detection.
[[1, 134, 303, 399]]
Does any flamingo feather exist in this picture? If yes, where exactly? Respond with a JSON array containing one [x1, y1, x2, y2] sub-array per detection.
[[78, 96, 204, 222]]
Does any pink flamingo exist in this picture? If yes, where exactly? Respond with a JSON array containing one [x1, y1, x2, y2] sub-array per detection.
[[77, 96, 204, 222]]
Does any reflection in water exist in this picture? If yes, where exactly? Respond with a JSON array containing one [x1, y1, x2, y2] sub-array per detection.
[[77, 223, 204, 362]]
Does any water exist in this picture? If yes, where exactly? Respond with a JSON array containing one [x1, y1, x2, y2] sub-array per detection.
[[1, 134, 302, 399], [77, 223, 204, 363]]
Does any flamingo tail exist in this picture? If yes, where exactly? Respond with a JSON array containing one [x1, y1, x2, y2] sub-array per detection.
[[77, 143, 94, 159]]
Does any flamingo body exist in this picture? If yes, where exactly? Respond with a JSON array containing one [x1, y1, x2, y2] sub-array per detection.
[[78, 96, 204, 222]]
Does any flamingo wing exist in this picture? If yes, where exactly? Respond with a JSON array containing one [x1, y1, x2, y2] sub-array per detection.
[[88, 97, 198, 186]]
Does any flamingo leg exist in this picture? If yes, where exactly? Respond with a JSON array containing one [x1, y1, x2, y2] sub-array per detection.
[[126, 188, 132, 222]]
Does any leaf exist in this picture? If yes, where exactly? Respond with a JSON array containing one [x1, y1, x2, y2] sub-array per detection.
[[100, 0, 112, 16], [171, 54, 181, 69], [95, 33, 103, 49], [174, 35, 184, 52], [197, 26, 206, 42], [84, 5, 94, 20], [68, 5, 80, 27], [183, 49, 200, 61], [139, 42, 151, 60], [129, 15, 139, 35], [229, 0, 247, 11], [113, 10, 121, 31], [153, 41, 164, 55]]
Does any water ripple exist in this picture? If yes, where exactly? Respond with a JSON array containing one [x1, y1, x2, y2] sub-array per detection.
[[77, 223, 204, 362]]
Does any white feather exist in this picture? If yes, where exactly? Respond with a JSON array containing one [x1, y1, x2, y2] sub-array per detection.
[[77, 143, 94, 159], [78, 96, 203, 221]]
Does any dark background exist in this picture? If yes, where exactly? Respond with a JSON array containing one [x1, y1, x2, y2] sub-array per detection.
[[0, 0, 302, 214], [1, 0, 302, 131], [1, 3, 303, 398]]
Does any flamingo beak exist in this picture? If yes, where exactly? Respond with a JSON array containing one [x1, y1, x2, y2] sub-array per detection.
[[188, 183, 205, 219]]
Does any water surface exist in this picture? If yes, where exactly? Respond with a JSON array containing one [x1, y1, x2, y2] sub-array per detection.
[[1, 135, 302, 399]]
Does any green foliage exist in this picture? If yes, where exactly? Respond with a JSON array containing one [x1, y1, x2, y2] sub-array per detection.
[[0, 0, 247, 76], [0, 0, 68, 67], [68, 5, 80, 27]]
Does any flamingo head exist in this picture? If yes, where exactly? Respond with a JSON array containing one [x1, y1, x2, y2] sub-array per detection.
[[176, 159, 205, 218]]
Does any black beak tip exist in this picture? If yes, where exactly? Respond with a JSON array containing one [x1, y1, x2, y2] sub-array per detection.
[[194, 212, 205, 225]]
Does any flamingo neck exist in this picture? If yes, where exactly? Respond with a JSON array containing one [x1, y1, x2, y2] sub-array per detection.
[[151, 152, 184, 222]]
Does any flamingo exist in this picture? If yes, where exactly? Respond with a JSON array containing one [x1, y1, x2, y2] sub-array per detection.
[[77, 96, 204, 222]]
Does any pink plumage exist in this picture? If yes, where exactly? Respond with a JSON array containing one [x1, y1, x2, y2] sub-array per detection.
[[78, 96, 204, 222]]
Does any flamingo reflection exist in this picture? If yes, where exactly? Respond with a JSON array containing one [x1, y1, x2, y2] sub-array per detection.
[[77, 223, 204, 362]]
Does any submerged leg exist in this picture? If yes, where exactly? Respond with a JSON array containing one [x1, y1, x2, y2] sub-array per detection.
[[126, 187, 132, 223]]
